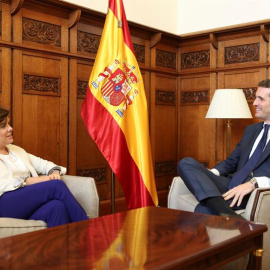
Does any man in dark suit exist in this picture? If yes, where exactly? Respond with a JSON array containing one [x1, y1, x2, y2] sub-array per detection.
[[177, 79, 270, 219]]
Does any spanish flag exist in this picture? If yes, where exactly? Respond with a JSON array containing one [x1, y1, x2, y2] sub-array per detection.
[[81, 0, 158, 209]]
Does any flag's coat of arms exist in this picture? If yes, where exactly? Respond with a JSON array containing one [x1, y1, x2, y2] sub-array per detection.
[[81, 0, 158, 209], [92, 60, 139, 117]]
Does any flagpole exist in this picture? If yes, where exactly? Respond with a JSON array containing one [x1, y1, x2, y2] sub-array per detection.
[[111, 171, 115, 213]]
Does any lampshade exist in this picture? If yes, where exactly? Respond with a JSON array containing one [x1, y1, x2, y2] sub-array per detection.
[[205, 89, 252, 119]]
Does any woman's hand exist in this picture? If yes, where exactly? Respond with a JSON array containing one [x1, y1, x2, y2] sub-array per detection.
[[25, 176, 52, 185], [25, 172, 61, 186], [48, 171, 61, 180]]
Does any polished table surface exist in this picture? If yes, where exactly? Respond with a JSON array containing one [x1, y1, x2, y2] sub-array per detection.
[[0, 206, 267, 270]]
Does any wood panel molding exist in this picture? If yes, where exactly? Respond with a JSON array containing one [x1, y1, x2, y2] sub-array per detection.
[[68, 9, 81, 29], [224, 43, 260, 64], [77, 80, 88, 98], [23, 74, 60, 96], [133, 44, 145, 63], [0, 12, 2, 36], [77, 30, 100, 54], [156, 90, 176, 106], [155, 161, 176, 176], [210, 33, 218, 50], [150, 32, 162, 48], [77, 168, 107, 184], [156, 49, 176, 69], [10, 0, 24, 16], [22, 17, 61, 47], [242, 87, 257, 101], [181, 90, 209, 105], [181, 50, 210, 69], [260, 24, 269, 43]]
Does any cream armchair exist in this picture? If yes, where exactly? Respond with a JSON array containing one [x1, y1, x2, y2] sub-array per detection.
[[168, 176, 270, 270], [0, 175, 99, 239]]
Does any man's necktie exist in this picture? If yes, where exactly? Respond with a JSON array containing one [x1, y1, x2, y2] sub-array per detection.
[[228, 124, 270, 189]]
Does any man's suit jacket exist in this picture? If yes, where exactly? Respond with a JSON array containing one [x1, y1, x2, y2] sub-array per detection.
[[214, 121, 270, 181], [0, 144, 66, 196]]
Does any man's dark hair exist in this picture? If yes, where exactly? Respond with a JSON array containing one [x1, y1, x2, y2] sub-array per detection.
[[258, 79, 270, 88], [0, 107, 9, 123]]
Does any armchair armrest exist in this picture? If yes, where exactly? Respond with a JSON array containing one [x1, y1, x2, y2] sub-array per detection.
[[244, 187, 270, 222], [168, 177, 198, 212], [244, 187, 270, 270], [62, 175, 99, 218]]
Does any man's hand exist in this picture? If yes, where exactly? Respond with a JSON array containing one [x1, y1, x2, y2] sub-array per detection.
[[222, 182, 255, 207]]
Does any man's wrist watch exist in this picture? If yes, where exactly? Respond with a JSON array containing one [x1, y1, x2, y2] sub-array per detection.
[[250, 177, 259, 188]]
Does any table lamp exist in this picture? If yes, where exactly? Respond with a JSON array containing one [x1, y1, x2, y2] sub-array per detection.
[[205, 89, 252, 156]]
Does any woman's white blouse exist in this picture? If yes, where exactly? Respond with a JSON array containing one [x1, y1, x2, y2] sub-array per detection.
[[0, 152, 30, 180]]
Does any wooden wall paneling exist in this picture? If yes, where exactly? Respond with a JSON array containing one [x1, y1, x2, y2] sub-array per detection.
[[155, 74, 177, 190], [179, 42, 212, 168], [180, 42, 210, 73], [0, 2, 12, 112], [179, 75, 211, 167], [153, 44, 178, 205], [59, 55, 68, 167], [0, 49, 2, 105], [0, 6, 1, 106], [12, 6, 69, 168], [176, 47, 181, 163], [155, 45, 177, 72], [267, 30, 270, 64], [68, 25, 78, 175], [1, 1, 12, 42], [150, 45, 157, 178], [77, 22, 102, 58], [12, 49, 23, 146], [259, 32, 267, 64], [208, 43, 218, 167], [1, 48, 12, 113], [20, 8, 63, 51], [19, 52, 67, 166], [218, 36, 261, 69], [12, 9, 23, 145]]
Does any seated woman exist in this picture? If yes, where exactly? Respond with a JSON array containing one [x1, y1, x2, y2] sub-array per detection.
[[0, 106, 89, 227]]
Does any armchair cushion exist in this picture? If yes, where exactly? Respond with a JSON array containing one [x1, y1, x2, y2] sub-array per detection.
[[0, 218, 46, 238], [0, 175, 99, 239]]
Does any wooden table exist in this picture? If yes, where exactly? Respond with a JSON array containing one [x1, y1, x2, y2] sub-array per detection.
[[0, 206, 267, 270]]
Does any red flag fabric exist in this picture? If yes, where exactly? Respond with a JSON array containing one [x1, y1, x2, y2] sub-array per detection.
[[81, 0, 158, 209]]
